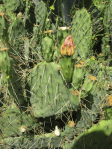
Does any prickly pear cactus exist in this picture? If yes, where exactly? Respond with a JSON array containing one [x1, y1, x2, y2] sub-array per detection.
[[101, 0, 112, 66], [57, 27, 71, 49], [9, 17, 25, 42], [59, 35, 76, 82], [0, 121, 75, 148], [0, 4, 6, 13], [1, 0, 112, 148], [73, 119, 112, 149], [0, 47, 12, 84], [0, 11, 9, 44], [3, 0, 24, 13], [71, 8, 92, 60], [41, 36, 55, 62], [8, 16, 26, 58], [104, 105, 112, 120], [0, 102, 39, 138], [92, 0, 110, 12], [27, 61, 79, 117], [71, 58, 110, 133], [34, 1, 47, 30]]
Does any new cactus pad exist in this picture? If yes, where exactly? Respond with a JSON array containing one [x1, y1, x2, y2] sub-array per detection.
[[42, 36, 55, 62]]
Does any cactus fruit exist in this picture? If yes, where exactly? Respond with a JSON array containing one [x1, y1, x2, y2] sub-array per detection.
[[59, 35, 75, 83], [60, 56, 74, 83]]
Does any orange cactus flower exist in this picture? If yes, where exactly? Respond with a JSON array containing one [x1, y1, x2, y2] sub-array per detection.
[[107, 95, 112, 106], [68, 121, 75, 128], [60, 35, 76, 56]]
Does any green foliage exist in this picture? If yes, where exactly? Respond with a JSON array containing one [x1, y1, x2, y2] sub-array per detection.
[[0, 0, 112, 148]]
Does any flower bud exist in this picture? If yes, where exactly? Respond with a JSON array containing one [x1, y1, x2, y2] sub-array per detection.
[[60, 35, 76, 56]]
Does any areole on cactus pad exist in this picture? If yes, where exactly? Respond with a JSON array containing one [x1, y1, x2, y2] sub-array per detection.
[[60, 35, 76, 56]]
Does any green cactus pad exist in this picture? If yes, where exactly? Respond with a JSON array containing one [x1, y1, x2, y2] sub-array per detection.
[[72, 64, 86, 90], [3, 0, 23, 12], [0, 11, 9, 43], [92, 0, 110, 12], [0, 103, 39, 138], [34, 1, 47, 30], [74, 119, 112, 149], [60, 56, 74, 82], [27, 61, 79, 117], [71, 8, 92, 59], [42, 36, 55, 62], [0, 49, 12, 82]]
